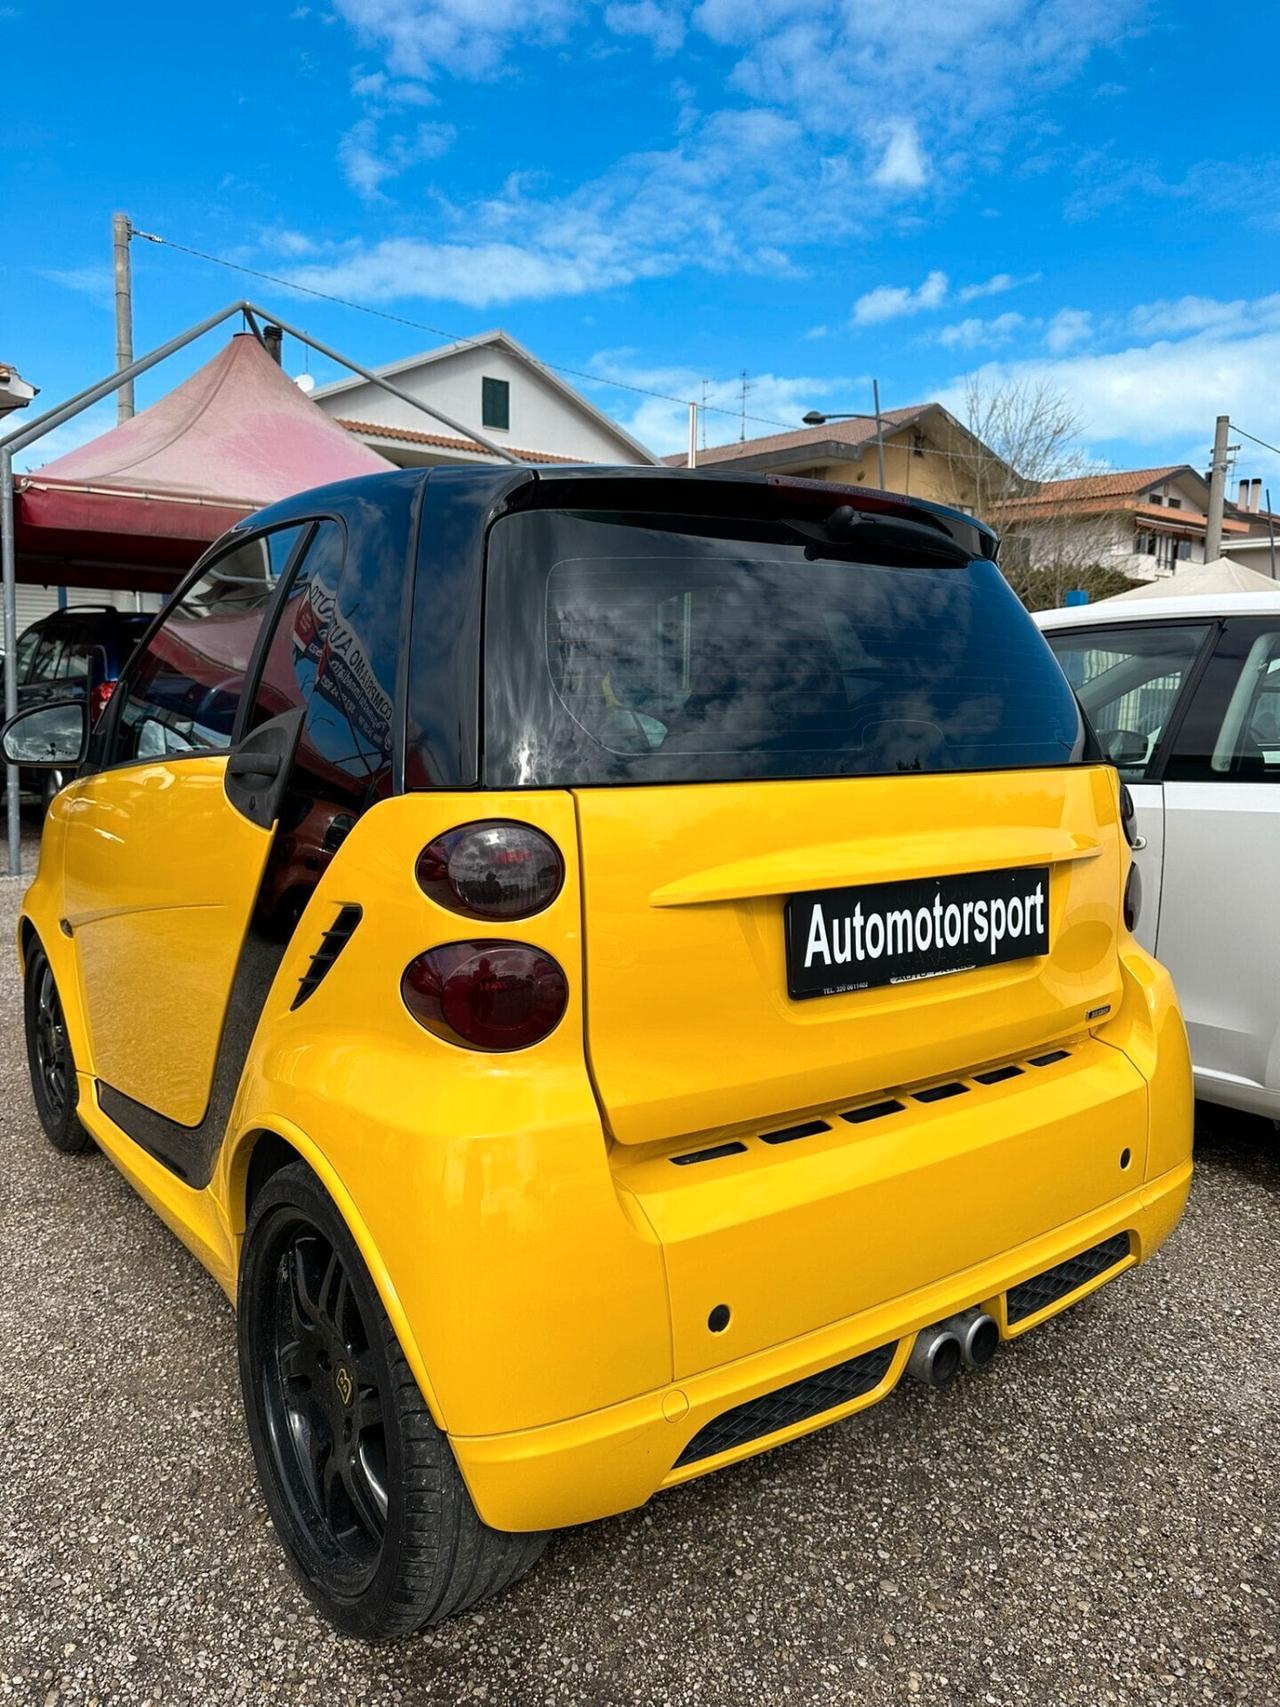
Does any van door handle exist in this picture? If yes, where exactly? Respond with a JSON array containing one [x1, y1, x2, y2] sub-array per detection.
[[1131, 835, 1147, 851], [227, 749, 281, 781]]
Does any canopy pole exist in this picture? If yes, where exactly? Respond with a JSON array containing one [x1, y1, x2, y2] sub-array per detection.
[[246, 305, 521, 465], [2, 444, 19, 877]]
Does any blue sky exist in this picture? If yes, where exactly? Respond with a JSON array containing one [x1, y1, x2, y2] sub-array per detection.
[[5, 0, 1280, 483]]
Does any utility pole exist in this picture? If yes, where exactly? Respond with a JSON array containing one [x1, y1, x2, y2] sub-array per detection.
[[1204, 414, 1229, 561], [739, 370, 750, 443], [872, 378, 886, 490], [112, 212, 135, 422], [687, 401, 697, 469]]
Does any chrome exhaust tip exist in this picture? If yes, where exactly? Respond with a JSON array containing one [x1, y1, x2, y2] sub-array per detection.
[[953, 1308, 1000, 1370], [906, 1323, 963, 1388]]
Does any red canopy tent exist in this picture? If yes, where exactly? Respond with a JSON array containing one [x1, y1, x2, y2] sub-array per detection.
[[14, 332, 391, 593]]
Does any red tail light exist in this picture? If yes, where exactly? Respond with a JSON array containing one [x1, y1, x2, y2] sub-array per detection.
[[401, 941, 569, 1051], [416, 822, 564, 920], [89, 678, 118, 724]]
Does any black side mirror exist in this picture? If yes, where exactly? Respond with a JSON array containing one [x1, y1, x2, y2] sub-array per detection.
[[1, 700, 89, 769]]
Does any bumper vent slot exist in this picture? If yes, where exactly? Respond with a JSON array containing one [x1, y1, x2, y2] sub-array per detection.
[[1006, 1233, 1130, 1324], [291, 904, 363, 1010], [914, 1080, 969, 1104], [672, 1140, 748, 1167], [760, 1119, 830, 1146], [1029, 1049, 1070, 1067], [974, 1063, 1023, 1086], [842, 1098, 905, 1126], [675, 1341, 897, 1467]]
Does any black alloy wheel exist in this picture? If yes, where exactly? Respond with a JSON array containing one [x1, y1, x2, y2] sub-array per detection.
[[23, 943, 92, 1154], [238, 1162, 547, 1638], [260, 1217, 389, 1592]]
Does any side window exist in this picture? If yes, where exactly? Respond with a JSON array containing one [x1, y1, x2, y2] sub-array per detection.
[[28, 632, 66, 683], [249, 519, 400, 933], [14, 626, 41, 684], [110, 525, 306, 764], [1167, 621, 1280, 783], [1044, 622, 1210, 779]]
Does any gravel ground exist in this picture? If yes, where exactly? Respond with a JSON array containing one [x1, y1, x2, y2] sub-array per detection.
[[0, 864, 1277, 1706]]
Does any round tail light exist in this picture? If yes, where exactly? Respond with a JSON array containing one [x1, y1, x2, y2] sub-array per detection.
[[401, 941, 569, 1051], [416, 822, 564, 920]]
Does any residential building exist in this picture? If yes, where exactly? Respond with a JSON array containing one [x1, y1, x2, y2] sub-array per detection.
[[313, 330, 657, 468], [988, 465, 1262, 583], [664, 404, 1013, 512]]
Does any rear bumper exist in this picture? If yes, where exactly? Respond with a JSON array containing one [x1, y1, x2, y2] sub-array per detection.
[[451, 1156, 1191, 1531]]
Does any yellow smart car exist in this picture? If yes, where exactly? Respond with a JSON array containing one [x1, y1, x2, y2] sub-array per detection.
[[5, 467, 1193, 1639]]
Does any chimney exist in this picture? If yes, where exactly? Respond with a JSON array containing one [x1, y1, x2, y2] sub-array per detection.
[[1252, 478, 1263, 512], [262, 324, 284, 366], [1239, 479, 1251, 509]]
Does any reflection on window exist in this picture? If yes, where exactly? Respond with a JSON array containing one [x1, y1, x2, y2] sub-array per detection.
[[112, 525, 305, 762], [1210, 634, 1280, 779], [1046, 623, 1209, 777]]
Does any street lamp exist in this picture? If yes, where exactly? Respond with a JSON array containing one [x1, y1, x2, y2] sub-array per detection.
[[802, 381, 887, 489]]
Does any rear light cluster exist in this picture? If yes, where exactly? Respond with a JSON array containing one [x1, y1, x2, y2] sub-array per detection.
[[1119, 785, 1142, 931], [89, 679, 117, 724], [404, 822, 568, 1051], [416, 821, 563, 920]]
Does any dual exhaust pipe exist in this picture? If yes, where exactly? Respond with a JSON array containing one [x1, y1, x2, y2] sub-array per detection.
[[906, 1309, 999, 1388]]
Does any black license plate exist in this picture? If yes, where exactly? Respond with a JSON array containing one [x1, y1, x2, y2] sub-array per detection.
[[785, 865, 1050, 1001]]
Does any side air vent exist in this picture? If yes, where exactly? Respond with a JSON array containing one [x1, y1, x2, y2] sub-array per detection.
[[291, 904, 363, 1011], [1029, 1049, 1070, 1067]]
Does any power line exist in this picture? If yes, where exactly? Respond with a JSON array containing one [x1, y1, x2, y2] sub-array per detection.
[[129, 225, 803, 434], [1231, 422, 1280, 461]]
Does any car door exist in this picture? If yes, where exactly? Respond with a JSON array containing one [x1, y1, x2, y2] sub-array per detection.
[[59, 523, 311, 1143], [1042, 619, 1214, 953], [1158, 616, 1280, 1111]]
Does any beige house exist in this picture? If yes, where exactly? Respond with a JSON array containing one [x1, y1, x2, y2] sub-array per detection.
[[665, 404, 1012, 513]]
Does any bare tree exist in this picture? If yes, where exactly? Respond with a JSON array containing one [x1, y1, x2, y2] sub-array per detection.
[[944, 376, 1136, 609]]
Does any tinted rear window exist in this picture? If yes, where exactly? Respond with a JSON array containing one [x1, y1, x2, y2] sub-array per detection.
[[482, 510, 1084, 787]]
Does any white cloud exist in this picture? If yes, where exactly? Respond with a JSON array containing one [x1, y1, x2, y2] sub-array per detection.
[[871, 120, 929, 191], [937, 311, 1028, 349], [939, 329, 1280, 473], [958, 270, 1040, 302], [1129, 293, 1280, 339], [603, 0, 686, 54], [852, 269, 948, 325], [331, 0, 579, 79], [338, 116, 454, 199], [36, 266, 114, 307], [289, 237, 638, 307], [1044, 306, 1092, 353]]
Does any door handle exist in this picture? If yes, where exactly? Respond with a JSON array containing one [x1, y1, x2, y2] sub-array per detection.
[[1131, 835, 1147, 851], [227, 749, 281, 781]]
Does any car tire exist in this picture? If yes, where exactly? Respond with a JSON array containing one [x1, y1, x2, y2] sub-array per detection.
[[237, 1161, 547, 1639], [23, 942, 93, 1155]]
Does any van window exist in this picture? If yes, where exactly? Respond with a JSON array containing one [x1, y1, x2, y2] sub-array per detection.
[[481, 510, 1084, 786]]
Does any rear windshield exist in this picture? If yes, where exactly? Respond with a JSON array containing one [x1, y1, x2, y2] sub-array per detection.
[[482, 510, 1084, 786]]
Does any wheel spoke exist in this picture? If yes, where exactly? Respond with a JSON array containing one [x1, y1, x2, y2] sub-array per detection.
[[343, 1440, 388, 1539]]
